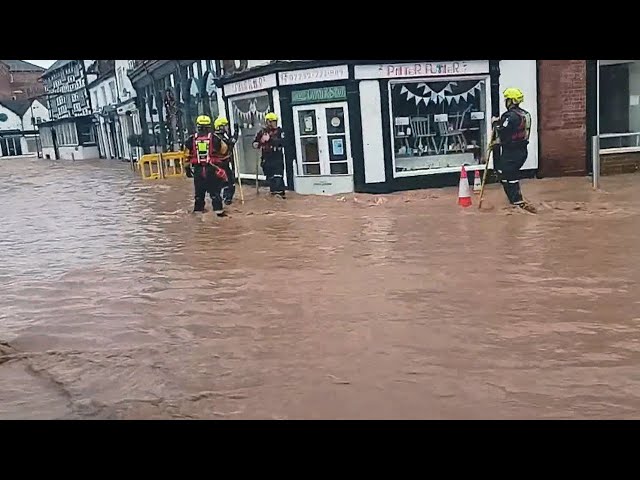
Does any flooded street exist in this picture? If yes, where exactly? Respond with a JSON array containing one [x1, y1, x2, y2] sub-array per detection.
[[2, 156, 640, 419]]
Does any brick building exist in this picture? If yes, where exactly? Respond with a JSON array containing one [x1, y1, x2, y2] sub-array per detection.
[[0, 60, 45, 101], [537, 59, 640, 178]]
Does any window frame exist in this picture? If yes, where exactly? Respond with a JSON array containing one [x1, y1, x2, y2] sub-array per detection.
[[228, 90, 272, 181], [388, 74, 493, 177]]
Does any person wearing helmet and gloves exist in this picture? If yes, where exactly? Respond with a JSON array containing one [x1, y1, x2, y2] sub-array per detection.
[[184, 115, 230, 217], [253, 112, 286, 198], [213, 116, 239, 205], [491, 88, 535, 213]]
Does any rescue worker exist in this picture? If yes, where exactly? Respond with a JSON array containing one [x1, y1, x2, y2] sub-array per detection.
[[491, 88, 535, 213], [184, 115, 230, 217], [213, 116, 238, 205], [253, 112, 286, 198]]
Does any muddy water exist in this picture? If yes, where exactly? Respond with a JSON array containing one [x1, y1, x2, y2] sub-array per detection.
[[1, 157, 640, 419]]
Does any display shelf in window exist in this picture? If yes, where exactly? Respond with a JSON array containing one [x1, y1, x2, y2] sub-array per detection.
[[389, 77, 491, 175]]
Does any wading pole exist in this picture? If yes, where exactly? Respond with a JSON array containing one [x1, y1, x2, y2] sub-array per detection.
[[478, 129, 497, 210], [233, 144, 245, 205]]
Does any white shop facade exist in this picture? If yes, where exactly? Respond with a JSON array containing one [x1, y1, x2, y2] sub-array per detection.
[[218, 60, 539, 195]]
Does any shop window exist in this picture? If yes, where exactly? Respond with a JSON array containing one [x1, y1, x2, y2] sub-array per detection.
[[77, 119, 96, 145], [231, 92, 271, 178], [0, 137, 23, 156], [389, 78, 490, 175], [40, 127, 53, 147], [599, 60, 640, 150], [54, 122, 78, 146]]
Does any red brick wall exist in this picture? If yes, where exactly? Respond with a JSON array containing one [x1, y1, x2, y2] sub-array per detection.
[[0, 68, 44, 101], [0, 63, 11, 100], [10, 71, 44, 99], [601, 152, 640, 175], [537, 60, 588, 177]]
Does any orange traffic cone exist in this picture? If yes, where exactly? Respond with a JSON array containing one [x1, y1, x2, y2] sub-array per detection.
[[458, 165, 472, 207], [473, 169, 482, 193]]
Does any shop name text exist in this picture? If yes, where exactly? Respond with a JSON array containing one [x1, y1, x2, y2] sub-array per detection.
[[385, 62, 468, 78]]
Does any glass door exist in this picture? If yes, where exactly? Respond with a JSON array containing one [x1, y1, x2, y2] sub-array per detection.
[[295, 107, 322, 175], [293, 102, 351, 177], [324, 105, 349, 175]]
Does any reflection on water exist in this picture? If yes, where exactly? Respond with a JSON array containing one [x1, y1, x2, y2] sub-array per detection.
[[1, 157, 640, 419]]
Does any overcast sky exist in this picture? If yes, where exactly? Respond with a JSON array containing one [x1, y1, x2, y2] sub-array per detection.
[[25, 60, 56, 68]]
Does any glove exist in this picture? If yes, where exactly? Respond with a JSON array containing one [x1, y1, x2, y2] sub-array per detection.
[[185, 166, 193, 178]]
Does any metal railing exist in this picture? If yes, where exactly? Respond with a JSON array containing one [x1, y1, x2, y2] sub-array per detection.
[[599, 131, 640, 149]]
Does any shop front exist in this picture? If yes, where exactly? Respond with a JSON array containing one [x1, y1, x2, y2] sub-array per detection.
[[223, 73, 279, 184], [354, 60, 492, 192], [276, 64, 356, 195], [218, 59, 538, 194]]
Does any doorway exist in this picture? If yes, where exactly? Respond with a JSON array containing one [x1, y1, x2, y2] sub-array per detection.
[[292, 101, 353, 195]]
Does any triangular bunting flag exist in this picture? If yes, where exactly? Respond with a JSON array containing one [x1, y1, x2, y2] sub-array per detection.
[[446, 96, 453, 104], [401, 86, 408, 94], [414, 95, 422, 105], [444, 83, 453, 93], [406, 91, 415, 100], [461, 92, 468, 101]]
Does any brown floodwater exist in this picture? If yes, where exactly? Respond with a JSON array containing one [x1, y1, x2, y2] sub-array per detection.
[[1, 156, 640, 419]]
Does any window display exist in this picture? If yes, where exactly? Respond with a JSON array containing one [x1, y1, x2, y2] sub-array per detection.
[[231, 92, 272, 177], [389, 78, 489, 174]]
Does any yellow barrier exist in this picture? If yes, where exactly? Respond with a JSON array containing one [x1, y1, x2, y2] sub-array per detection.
[[138, 150, 190, 180]]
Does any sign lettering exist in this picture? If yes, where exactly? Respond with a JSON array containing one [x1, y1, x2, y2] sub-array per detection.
[[279, 65, 349, 86], [354, 61, 489, 80], [291, 86, 347, 105], [224, 73, 277, 97]]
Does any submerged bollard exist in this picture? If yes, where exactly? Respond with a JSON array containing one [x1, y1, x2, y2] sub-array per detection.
[[592, 135, 600, 190]]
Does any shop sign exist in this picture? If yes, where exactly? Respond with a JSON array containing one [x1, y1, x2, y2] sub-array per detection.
[[224, 73, 277, 97], [279, 65, 349, 86], [354, 61, 489, 80], [291, 86, 347, 105]]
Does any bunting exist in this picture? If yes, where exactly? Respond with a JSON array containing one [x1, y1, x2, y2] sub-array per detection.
[[233, 99, 271, 124], [400, 81, 483, 106]]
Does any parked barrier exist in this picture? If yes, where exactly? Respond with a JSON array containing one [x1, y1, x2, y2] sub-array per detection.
[[137, 150, 190, 180]]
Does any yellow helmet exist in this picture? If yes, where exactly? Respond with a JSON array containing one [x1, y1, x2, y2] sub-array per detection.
[[265, 112, 278, 122], [196, 115, 212, 126], [503, 88, 524, 104], [214, 116, 229, 129]]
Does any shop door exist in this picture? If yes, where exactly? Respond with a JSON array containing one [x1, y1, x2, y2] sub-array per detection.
[[293, 102, 352, 178]]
